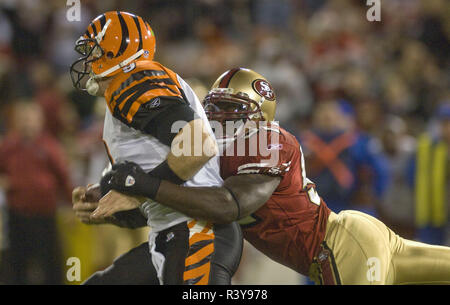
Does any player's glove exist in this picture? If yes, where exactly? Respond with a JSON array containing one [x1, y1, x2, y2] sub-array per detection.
[[100, 161, 161, 200]]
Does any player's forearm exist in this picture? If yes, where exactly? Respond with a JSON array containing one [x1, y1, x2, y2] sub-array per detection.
[[99, 163, 280, 224], [154, 175, 281, 224], [154, 180, 237, 224]]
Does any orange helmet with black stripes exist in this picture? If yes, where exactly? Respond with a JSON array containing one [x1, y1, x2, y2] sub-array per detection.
[[70, 11, 156, 93]]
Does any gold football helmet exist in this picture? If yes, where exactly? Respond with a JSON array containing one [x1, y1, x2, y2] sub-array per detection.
[[203, 68, 277, 123]]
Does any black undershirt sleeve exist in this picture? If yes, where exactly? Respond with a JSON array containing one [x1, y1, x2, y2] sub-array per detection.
[[148, 160, 185, 185], [130, 96, 199, 147]]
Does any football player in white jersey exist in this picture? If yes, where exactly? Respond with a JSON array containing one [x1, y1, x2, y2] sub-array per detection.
[[70, 11, 242, 285]]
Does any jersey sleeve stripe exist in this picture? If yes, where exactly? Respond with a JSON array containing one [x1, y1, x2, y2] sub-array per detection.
[[110, 70, 168, 101], [236, 160, 291, 175], [126, 92, 185, 122], [165, 68, 182, 89], [109, 75, 179, 109], [119, 87, 149, 115], [237, 165, 291, 175], [127, 100, 144, 122], [113, 80, 180, 112], [110, 76, 177, 108], [119, 85, 174, 116], [237, 162, 272, 171], [236, 169, 262, 174], [117, 83, 181, 118], [112, 80, 149, 110]]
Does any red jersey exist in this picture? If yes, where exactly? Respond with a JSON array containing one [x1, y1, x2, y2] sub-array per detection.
[[220, 123, 331, 275]]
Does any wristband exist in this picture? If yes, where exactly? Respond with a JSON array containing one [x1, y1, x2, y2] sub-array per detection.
[[149, 160, 185, 185], [100, 161, 162, 200]]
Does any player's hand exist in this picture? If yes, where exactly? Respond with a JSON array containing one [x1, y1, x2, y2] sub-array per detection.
[[100, 161, 160, 199], [72, 185, 108, 224], [91, 190, 144, 219]]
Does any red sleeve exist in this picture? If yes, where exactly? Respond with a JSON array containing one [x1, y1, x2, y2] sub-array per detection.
[[223, 124, 293, 178]]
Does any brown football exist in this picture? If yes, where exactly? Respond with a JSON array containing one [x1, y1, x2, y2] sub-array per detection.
[[84, 183, 102, 202]]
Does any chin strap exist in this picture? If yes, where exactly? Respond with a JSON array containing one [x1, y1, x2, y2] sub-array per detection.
[[86, 48, 145, 96]]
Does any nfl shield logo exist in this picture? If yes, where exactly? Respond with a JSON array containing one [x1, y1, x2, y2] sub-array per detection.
[[125, 175, 136, 187]]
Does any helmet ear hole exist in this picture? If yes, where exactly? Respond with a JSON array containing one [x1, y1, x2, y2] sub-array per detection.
[[106, 51, 114, 59]]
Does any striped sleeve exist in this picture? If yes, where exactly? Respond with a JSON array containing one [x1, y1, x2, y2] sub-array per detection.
[[108, 68, 186, 125], [106, 67, 199, 145], [236, 161, 292, 176]]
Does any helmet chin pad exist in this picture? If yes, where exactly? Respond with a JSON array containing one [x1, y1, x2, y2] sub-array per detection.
[[86, 77, 100, 96]]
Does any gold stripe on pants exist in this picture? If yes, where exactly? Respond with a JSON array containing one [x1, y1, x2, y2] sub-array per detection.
[[310, 210, 450, 284]]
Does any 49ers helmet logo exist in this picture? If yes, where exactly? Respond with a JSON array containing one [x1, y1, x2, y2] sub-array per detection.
[[252, 79, 275, 101]]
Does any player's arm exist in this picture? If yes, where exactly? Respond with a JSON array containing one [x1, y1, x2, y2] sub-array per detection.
[[72, 184, 147, 228], [93, 167, 280, 224], [156, 174, 281, 223]]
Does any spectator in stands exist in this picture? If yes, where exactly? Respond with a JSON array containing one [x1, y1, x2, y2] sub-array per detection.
[[378, 115, 416, 239], [0, 101, 72, 284], [299, 100, 389, 216]]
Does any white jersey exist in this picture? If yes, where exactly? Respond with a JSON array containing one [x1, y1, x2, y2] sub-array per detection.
[[102, 73, 223, 232]]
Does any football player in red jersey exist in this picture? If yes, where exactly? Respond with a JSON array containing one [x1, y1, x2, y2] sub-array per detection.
[[92, 68, 450, 284]]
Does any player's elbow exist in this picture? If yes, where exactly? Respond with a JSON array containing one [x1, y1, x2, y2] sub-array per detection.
[[209, 188, 237, 224]]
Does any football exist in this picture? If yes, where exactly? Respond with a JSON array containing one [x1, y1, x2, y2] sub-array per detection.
[[84, 183, 102, 202]]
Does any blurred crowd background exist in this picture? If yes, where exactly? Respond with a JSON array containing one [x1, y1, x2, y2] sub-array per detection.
[[0, 0, 448, 284]]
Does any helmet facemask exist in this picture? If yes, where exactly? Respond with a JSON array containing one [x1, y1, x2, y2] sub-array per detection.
[[204, 88, 264, 141], [204, 89, 263, 123], [70, 37, 105, 91], [70, 17, 114, 95]]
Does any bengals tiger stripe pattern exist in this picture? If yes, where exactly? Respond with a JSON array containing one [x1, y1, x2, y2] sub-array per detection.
[[104, 60, 187, 125], [79, 11, 156, 80], [84, 11, 153, 59], [183, 220, 215, 285]]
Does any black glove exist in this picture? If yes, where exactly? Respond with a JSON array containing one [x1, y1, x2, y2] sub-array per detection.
[[100, 161, 161, 200]]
